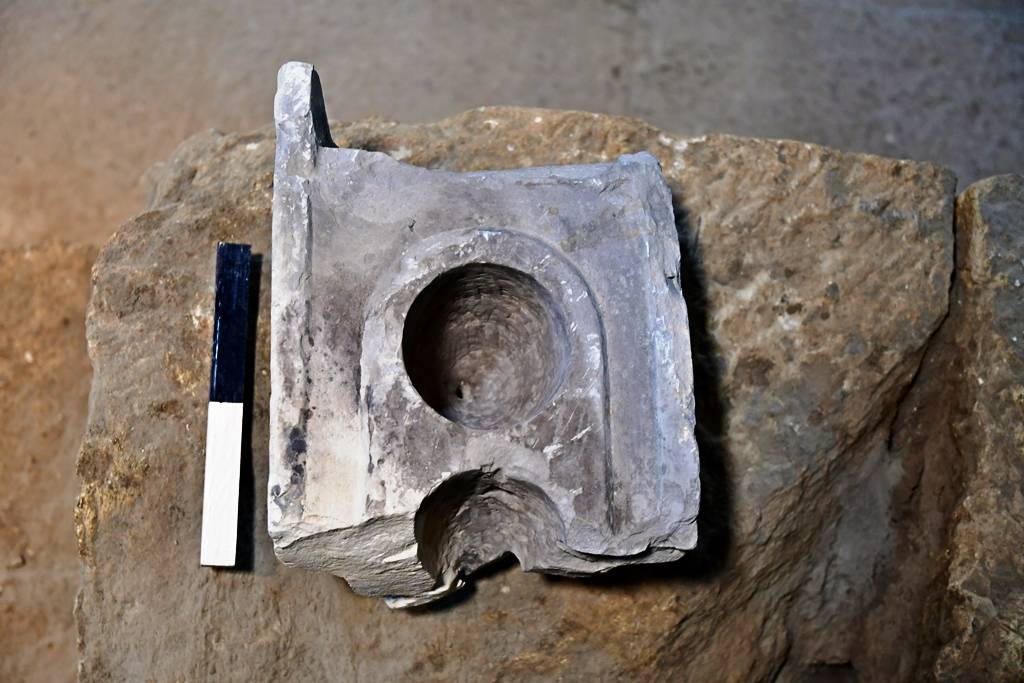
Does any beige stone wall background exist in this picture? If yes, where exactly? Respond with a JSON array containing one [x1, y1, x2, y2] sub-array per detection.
[[0, 2, 1021, 682], [1, 0, 1022, 248]]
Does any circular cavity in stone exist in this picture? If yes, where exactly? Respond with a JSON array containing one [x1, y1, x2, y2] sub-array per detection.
[[402, 262, 570, 430]]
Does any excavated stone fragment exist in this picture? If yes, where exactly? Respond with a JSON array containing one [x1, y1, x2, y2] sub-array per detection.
[[268, 63, 700, 605]]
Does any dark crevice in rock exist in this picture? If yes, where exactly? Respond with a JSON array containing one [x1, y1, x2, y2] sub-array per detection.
[[929, 176, 1024, 679], [915, 200, 975, 680], [884, 199, 958, 453], [777, 182, 962, 681], [846, 184, 974, 680]]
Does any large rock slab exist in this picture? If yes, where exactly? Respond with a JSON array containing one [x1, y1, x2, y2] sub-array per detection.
[[77, 108, 957, 680]]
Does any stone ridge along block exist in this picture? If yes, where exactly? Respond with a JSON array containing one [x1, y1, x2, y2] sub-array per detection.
[[268, 62, 700, 606]]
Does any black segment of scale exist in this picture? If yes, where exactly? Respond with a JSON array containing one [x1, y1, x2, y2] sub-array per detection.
[[209, 242, 252, 404]]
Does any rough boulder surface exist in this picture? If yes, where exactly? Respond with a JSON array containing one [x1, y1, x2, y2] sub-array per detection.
[[75, 107, 1022, 681]]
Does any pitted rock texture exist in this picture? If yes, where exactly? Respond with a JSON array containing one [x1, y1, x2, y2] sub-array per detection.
[[74, 108, 1018, 680]]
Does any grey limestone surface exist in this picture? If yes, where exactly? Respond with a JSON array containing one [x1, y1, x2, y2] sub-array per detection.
[[269, 64, 699, 605]]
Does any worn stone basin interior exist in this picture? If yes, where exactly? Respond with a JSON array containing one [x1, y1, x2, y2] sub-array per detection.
[[402, 263, 571, 431], [268, 62, 700, 606]]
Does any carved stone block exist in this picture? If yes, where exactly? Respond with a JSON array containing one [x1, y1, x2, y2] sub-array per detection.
[[269, 63, 699, 606]]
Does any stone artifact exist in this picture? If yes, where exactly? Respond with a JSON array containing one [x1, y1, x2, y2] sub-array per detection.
[[269, 63, 699, 605], [75, 98, 1022, 680]]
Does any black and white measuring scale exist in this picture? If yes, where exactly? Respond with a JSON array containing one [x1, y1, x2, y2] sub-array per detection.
[[200, 242, 252, 567]]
